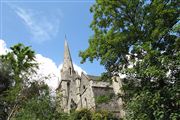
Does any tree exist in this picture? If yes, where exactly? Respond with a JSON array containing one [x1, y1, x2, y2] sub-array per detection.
[[0, 60, 13, 119], [0, 43, 37, 119], [13, 82, 69, 120], [0, 43, 69, 120], [80, 0, 179, 119]]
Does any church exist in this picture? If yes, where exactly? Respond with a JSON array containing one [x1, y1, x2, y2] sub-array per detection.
[[56, 40, 125, 117]]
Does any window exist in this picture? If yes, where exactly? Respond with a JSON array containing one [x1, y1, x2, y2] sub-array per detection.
[[67, 82, 70, 102], [69, 67, 71, 75], [85, 98, 88, 107]]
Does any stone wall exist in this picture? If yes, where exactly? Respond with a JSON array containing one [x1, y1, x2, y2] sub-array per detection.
[[79, 73, 96, 110]]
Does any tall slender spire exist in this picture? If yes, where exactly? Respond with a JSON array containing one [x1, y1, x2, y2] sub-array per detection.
[[62, 37, 74, 74]]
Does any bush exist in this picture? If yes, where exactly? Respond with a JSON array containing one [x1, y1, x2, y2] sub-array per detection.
[[69, 109, 92, 120], [69, 109, 119, 120], [95, 93, 115, 104], [92, 110, 119, 120]]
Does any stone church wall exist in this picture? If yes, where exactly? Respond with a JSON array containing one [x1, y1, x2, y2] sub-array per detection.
[[79, 73, 96, 110]]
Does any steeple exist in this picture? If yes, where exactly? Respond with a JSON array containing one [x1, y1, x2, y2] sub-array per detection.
[[62, 37, 74, 74]]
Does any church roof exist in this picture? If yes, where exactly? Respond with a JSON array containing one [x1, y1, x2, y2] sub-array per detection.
[[87, 75, 100, 81]]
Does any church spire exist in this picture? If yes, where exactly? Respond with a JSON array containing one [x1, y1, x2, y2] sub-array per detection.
[[62, 37, 74, 74]]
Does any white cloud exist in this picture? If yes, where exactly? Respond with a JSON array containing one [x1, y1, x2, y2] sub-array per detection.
[[11, 5, 61, 43], [73, 63, 87, 75], [33, 54, 60, 90], [0, 39, 10, 55]]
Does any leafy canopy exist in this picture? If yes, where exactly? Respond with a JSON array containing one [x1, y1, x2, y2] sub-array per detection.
[[80, 0, 179, 119]]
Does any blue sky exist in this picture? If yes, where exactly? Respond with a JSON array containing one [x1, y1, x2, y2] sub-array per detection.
[[0, 0, 105, 75]]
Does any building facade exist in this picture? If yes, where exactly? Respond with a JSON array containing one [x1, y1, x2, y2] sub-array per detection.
[[56, 40, 125, 117]]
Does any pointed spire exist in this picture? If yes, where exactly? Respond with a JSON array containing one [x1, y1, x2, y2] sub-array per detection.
[[62, 36, 74, 74]]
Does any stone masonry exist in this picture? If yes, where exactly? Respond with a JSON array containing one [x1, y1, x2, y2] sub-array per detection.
[[56, 40, 125, 118]]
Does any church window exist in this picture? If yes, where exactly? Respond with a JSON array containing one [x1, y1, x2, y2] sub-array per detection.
[[67, 82, 70, 100], [70, 99, 77, 112], [85, 98, 88, 107], [69, 67, 71, 75]]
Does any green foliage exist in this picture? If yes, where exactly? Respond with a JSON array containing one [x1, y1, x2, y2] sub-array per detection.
[[1, 43, 37, 101], [92, 110, 119, 120], [0, 43, 71, 120], [0, 43, 38, 119], [124, 85, 180, 120], [0, 43, 120, 120], [0, 60, 13, 92], [1, 43, 37, 76], [13, 84, 49, 119], [0, 61, 12, 120], [69, 109, 119, 120], [95, 93, 114, 104], [70, 109, 92, 120], [92, 110, 118, 120], [13, 83, 69, 120], [80, 0, 179, 119]]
